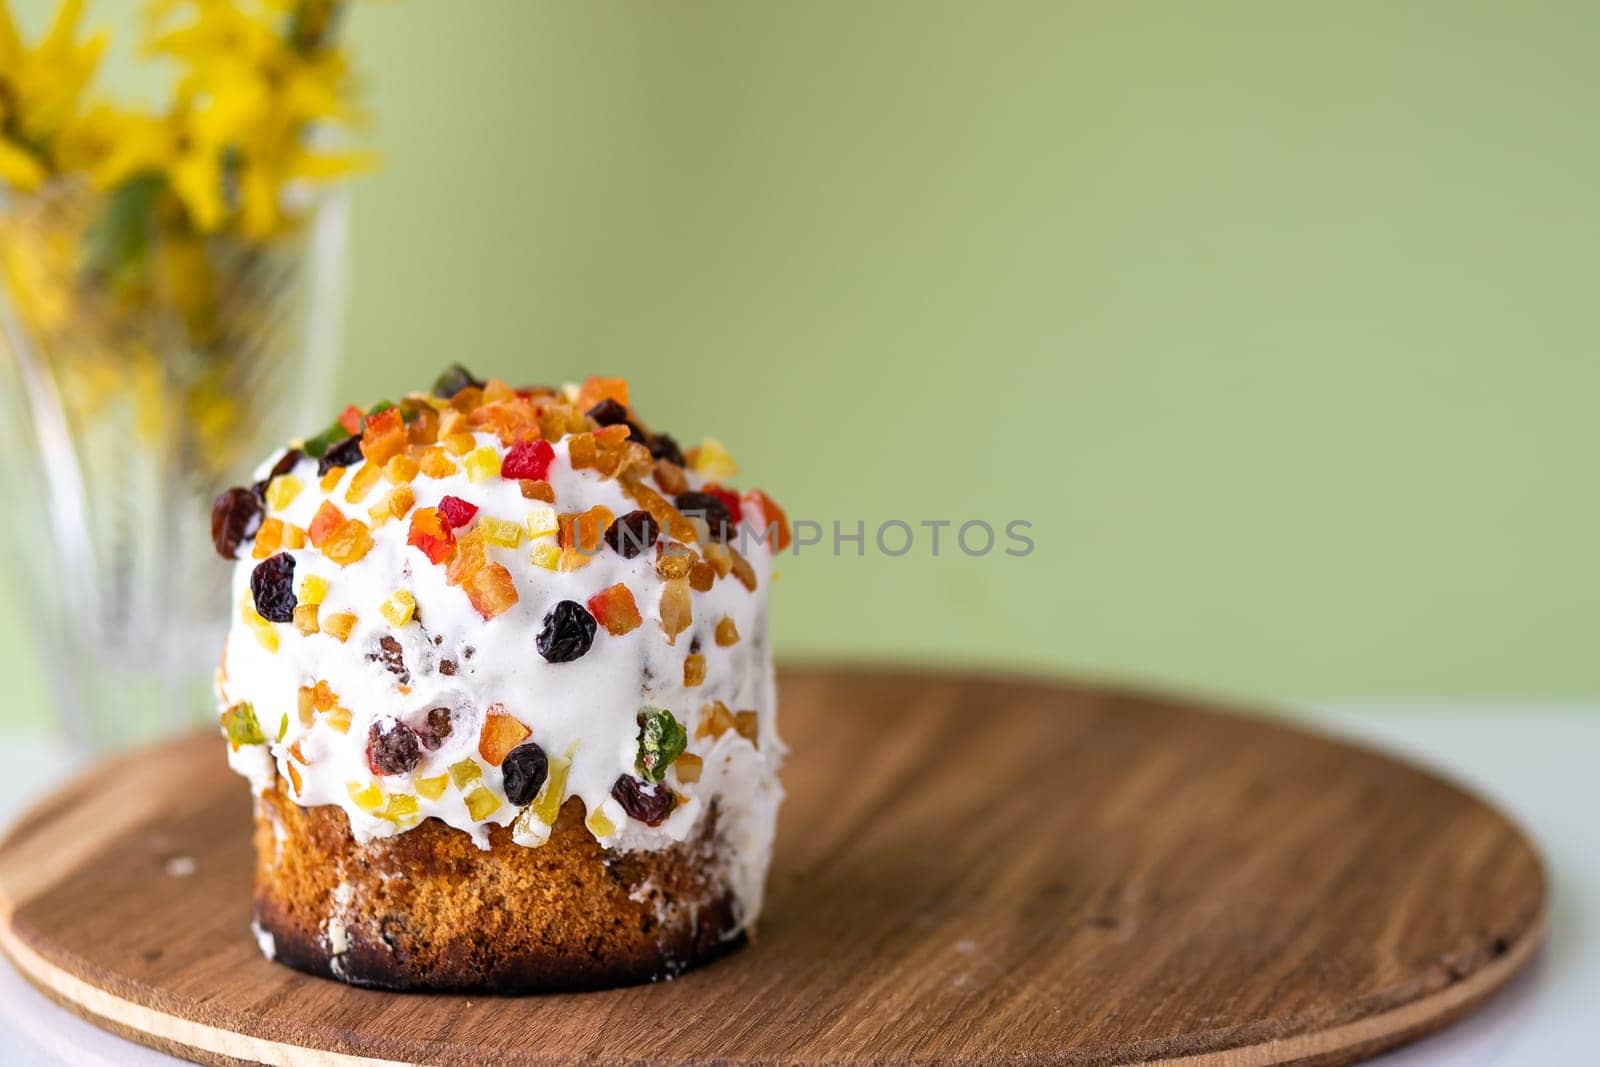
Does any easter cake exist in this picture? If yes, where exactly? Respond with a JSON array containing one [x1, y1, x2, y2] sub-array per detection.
[[211, 367, 789, 991]]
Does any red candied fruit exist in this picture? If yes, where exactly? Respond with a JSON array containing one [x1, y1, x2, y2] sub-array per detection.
[[407, 506, 455, 564], [361, 407, 408, 467], [438, 495, 479, 529], [502, 439, 555, 481], [705, 485, 743, 525], [338, 404, 364, 435], [741, 489, 791, 552]]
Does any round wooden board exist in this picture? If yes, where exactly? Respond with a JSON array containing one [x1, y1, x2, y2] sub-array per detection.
[[0, 667, 1544, 1067]]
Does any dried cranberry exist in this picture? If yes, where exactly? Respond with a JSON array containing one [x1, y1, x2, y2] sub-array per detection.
[[648, 433, 685, 466], [604, 510, 660, 558], [211, 487, 262, 559], [366, 721, 421, 775], [501, 742, 549, 805], [536, 600, 597, 663], [502, 439, 555, 481], [432, 363, 483, 399], [369, 635, 410, 683], [249, 553, 297, 622], [317, 434, 364, 475], [675, 491, 735, 543], [611, 775, 676, 826], [416, 707, 453, 750], [438, 495, 479, 528]]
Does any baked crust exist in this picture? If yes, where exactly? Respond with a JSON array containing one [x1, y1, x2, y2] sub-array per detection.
[[251, 776, 743, 992]]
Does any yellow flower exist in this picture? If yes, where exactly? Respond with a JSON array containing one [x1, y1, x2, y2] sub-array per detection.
[[0, 0, 108, 189]]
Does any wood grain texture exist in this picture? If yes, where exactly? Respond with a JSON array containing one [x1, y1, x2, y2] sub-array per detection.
[[0, 666, 1545, 1066]]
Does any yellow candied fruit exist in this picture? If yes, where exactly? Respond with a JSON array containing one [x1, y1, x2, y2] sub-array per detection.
[[531, 754, 572, 825], [689, 436, 739, 480], [265, 475, 303, 511], [524, 505, 559, 540], [320, 466, 345, 492], [479, 516, 523, 548], [586, 808, 616, 838], [298, 574, 329, 606], [448, 758, 482, 788], [347, 781, 383, 812], [326, 706, 352, 733], [529, 542, 561, 571], [293, 603, 320, 635], [252, 517, 283, 560], [381, 793, 420, 822], [379, 589, 416, 627], [384, 453, 419, 484], [735, 710, 760, 747], [463, 785, 500, 820], [715, 616, 740, 647], [464, 446, 502, 482], [282, 524, 307, 549], [418, 446, 458, 479], [345, 462, 383, 504], [415, 774, 449, 801], [322, 611, 357, 642], [240, 599, 279, 652], [683, 653, 706, 687], [369, 485, 416, 527], [443, 432, 477, 456], [674, 752, 704, 783]]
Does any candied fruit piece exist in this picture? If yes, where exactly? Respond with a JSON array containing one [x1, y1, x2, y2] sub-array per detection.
[[605, 510, 659, 558], [576, 375, 629, 411], [729, 546, 758, 591], [407, 506, 456, 565], [531, 752, 571, 825], [381, 793, 420, 824], [706, 486, 743, 525], [379, 589, 416, 627], [623, 478, 697, 544], [240, 600, 279, 652], [385, 453, 419, 484], [323, 519, 375, 566], [282, 524, 307, 549], [655, 544, 695, 581], [287, 763, 303, 795], [443, 432, 477, 456], [587, 584, 642, 636], [743, 489, 791, 552], [220, 702, 265, 749], [433, 363, 484, 399], [322, 612, 357, 643], [529, 542, 561, 570], [635, 707, 687, 783], [715, 616, 740, 646], [502, 439, 555, 481], [308, 501, 346, 548], [586, 807, 617, 838], [688, 436, 738, 480], [265, 475, 302, 512], [326, 706, 352, 733], [463, 785, 500, 820], [347, 781, 383, 812], [689, 560, 716, 592], [674, 752, 703, 783], [478, 707, 531, 765], [502, 743, 549, 805], [735, 710, 760, 746], [520, 479, 556, 503], [653, 459, 687, 496], [446, 528, 487, 585], [319, 467, 345, 492], [369, 485, 416, 527], [559, 505, 613, 556], [211, 487, 263, 559], [537, 600, 596, 662], [418, 446, 458, 479], [683, 653, 706, 687], [566, 432, 597, 470], [611, 775, 675, 826], [345, 462, 383, 504], [659, 579, 692, 644], [697, 701, 736, 740], [524, 505, 559, 540], [339, 404, 364, 435], [465, 562, 519, 619], [252, 517, 284, 560], [293, 603, 320, 635], [479, 516, 523, 548], [438, 495, 479, 529], [367, 721, 422, 775], [415, 774, 449, 801], [449, 758, 483, 788], [361, 407, 408, 467], [297, 686, 316, 725]]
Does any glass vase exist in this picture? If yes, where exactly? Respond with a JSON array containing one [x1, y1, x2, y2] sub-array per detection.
[[0, 180, 346, 753]]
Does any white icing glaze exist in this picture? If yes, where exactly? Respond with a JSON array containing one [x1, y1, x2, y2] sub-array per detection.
[[217, 418, 784, 926]]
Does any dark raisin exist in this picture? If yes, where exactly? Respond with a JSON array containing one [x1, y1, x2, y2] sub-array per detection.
[[317, 434, 364, 476], [211, 487, 262, 559], [648, 433, 685, 466], [366, 721, 421, 775], [604, 509, 660, 558], [502, 742, 549, 805], [369, 635, 410, 683], [416, 707, 453, 750], [249, 553, 297, 622], [439, 658, 457, 676], [689, 634, 702, 654], [432, 363, 484, 399], [611, 775, 676, 826], [586, 398, 630, 426], [251, 449, 304, 501], [675, 491, 734, 542], [536, 600, 597, 663]]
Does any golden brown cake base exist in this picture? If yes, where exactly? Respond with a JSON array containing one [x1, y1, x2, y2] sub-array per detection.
[[251, 776, 742, 992]]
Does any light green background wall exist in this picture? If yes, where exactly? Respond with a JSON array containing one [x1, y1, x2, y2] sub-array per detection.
[[5, 1, 1600, 726]]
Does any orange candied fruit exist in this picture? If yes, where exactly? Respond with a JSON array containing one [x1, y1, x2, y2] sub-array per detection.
[[369, 485, 416, 527], [308, 501, 346, 548], [576, 375, 629, 412], [384, 453, 419, 484], [478, 706, 531, 765], [361, 407, 408, 467], [742, 489, 791, 552], [407, 506, 455, 564], [323, 519, 375, 566], [558, 505, 613, 556], [735, 710, 760, 747], [252, 516, 284, 560], [683, 653, 706, 687], [696, 701, 737, 740], [715, 616, 740, 647], [464, 562, 518, 619], [418, 446, 458, 479], [587, 583, 642, 636], [446, 527, 487, 586], [345, 461, 383, 504], [322, 612, 357, 642]]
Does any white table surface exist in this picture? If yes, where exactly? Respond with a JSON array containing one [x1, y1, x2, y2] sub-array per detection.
[[0, 703, 1593, 1066]]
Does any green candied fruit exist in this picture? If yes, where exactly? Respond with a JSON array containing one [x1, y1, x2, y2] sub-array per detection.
[[635, 707, 687, 784], [221, 702, 266, 748]]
